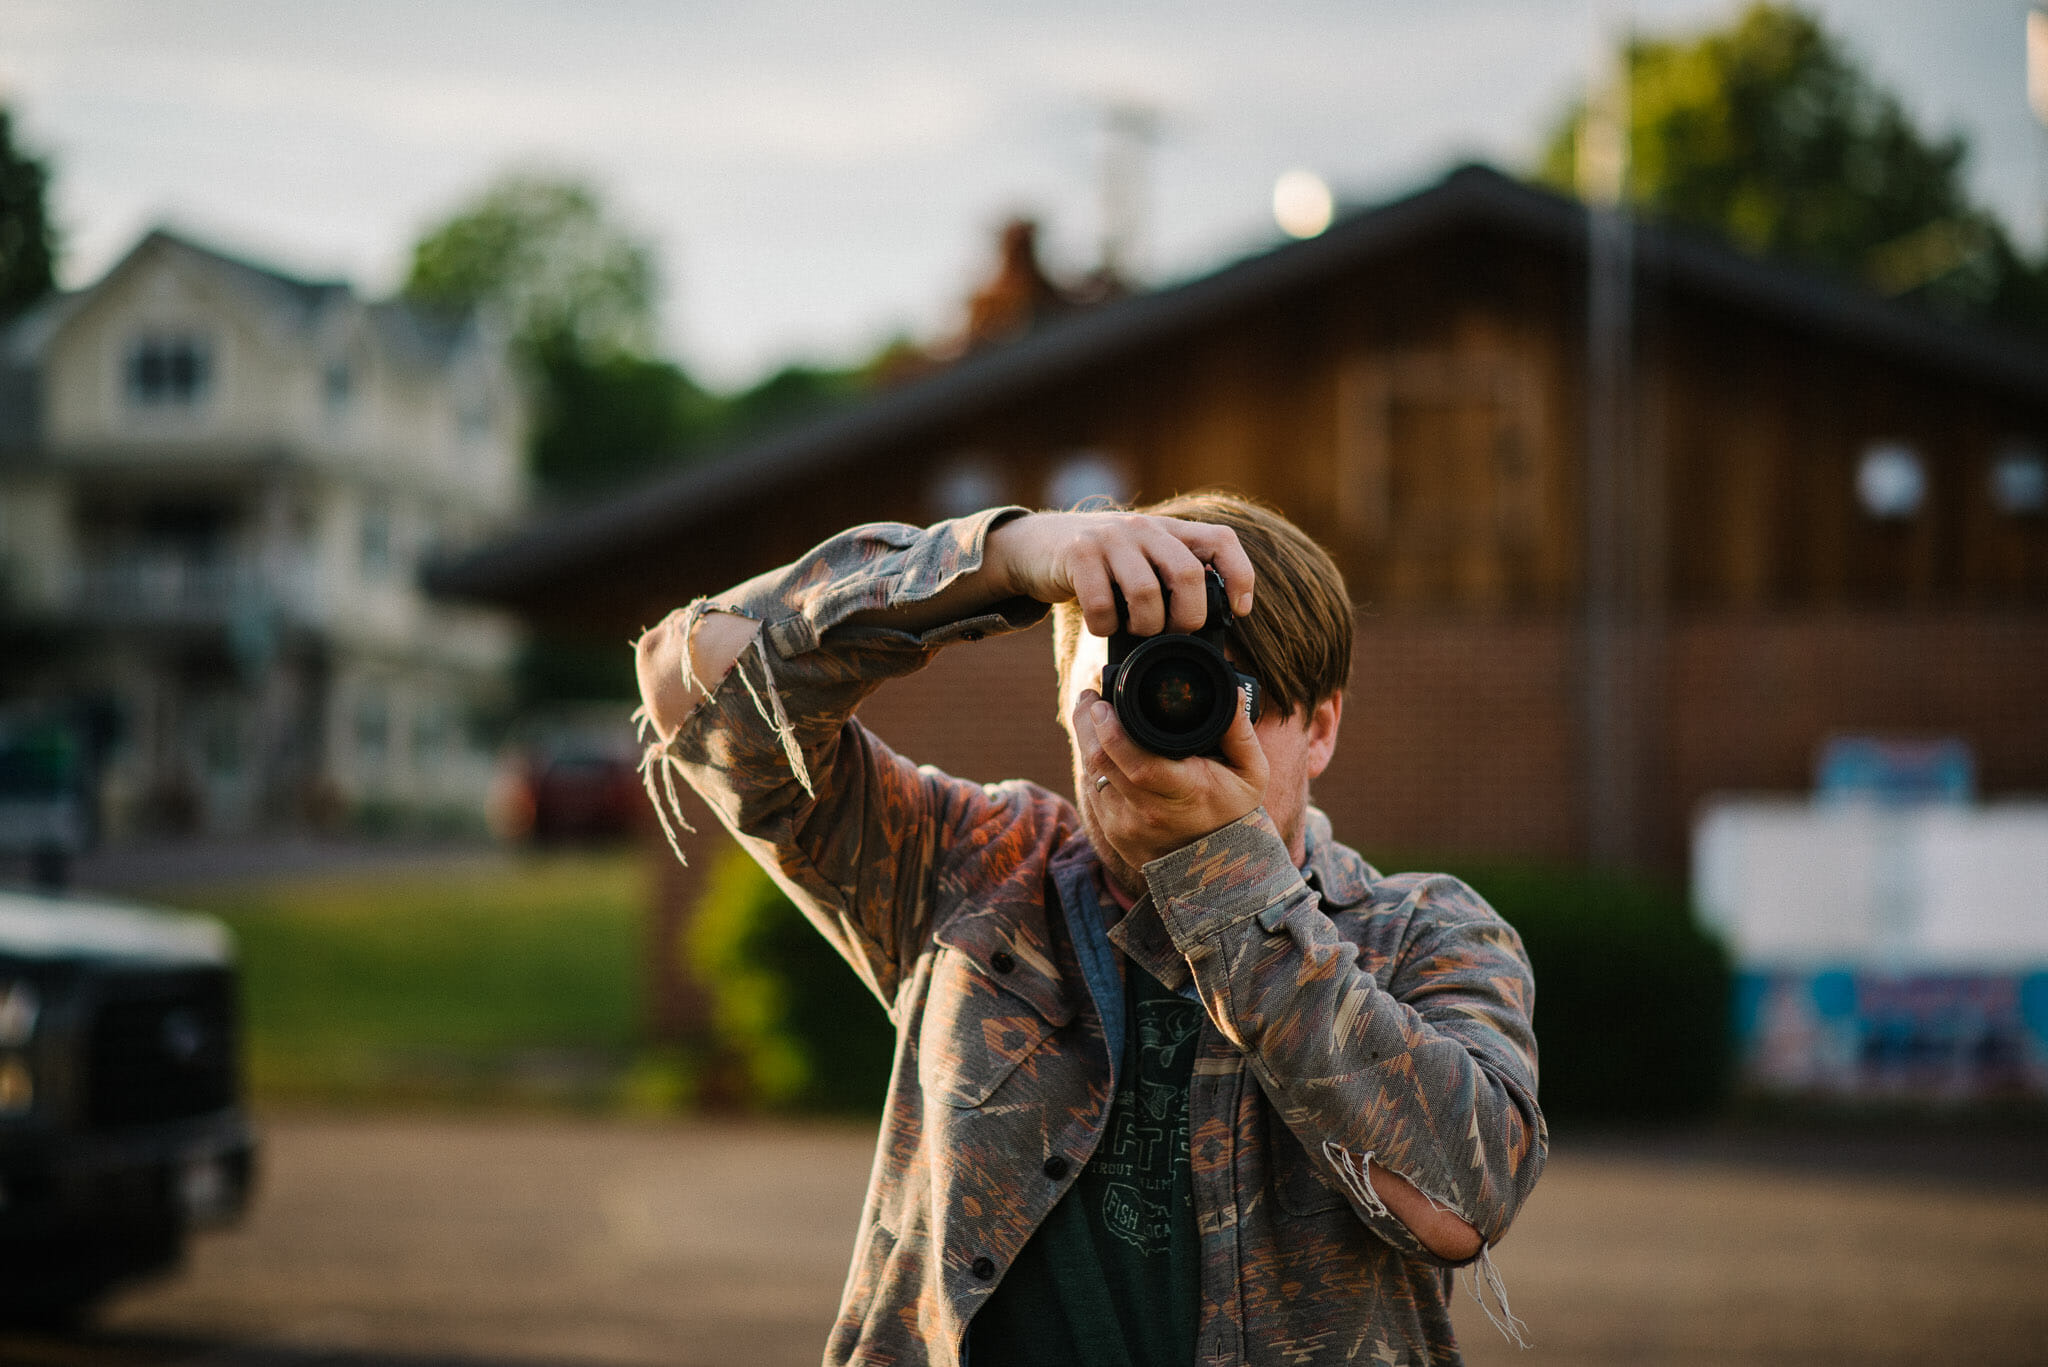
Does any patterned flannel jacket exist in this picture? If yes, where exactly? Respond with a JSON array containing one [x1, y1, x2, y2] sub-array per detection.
[[650, 508, 1546, 1367]]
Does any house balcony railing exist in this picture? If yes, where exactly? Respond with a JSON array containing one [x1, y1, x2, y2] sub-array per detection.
[[64, 555, 324, 627]]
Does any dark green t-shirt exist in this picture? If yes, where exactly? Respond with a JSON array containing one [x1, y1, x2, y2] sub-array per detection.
[[968, 962, 1202, 1367]]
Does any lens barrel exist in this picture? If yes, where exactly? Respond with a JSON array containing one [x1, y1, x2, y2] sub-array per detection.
[[1098, 566, 1262, 760], [1110, 635, 1239, 759]]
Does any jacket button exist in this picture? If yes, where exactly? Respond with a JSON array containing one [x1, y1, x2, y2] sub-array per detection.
[[971, 1255, 996, 1281], [1043, 1155, 1070, 1181], [990, 951, 1016, 974]]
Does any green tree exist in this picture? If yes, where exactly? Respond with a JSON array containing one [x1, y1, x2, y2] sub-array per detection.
[[526, 337, 728, 496], [725, 361, 865, 438], [405, 175, 657, 359], [403, 175, 884, 534], [406, 174, 719, 503], [0, 108, 58, 321], [1539, 4, 2048, 335]]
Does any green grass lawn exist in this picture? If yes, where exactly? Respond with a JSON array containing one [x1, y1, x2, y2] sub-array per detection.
[[159, 851, 654, 1109]]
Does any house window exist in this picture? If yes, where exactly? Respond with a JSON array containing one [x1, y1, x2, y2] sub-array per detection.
[[930, 454, 1005, 518], [412, 700, 452, 764], [126, 334, 213, 407], [1044, 451, 1130, 510], [355, 688, 390, 763], [196, 700, 244, 780], [1990, 443, 2046, 516], [1856, 441, 1926, 519], [324, 360, 353, 414], [359, 499, 393, 579]]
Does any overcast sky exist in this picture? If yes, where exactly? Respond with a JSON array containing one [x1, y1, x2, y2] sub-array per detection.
[[4, 0, 2042, 386]]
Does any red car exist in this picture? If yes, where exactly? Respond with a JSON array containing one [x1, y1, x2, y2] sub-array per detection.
[[494, 725, 646, 845]]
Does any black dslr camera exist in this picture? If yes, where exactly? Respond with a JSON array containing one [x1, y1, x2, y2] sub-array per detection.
[[1100, 566, 1262, 760]]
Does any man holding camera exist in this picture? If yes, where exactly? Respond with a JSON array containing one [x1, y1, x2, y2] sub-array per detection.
[[635, 494, 1544, 1367]]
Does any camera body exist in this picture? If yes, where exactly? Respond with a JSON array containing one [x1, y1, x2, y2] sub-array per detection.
[[1100, 566, 1262, 760]]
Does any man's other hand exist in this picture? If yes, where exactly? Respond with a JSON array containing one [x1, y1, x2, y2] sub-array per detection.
[[986, 511, 1256, 634], [1072, 681, 1267, 870]]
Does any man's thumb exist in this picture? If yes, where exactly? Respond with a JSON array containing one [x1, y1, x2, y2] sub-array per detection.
[[1218, 686, 1263, 774]]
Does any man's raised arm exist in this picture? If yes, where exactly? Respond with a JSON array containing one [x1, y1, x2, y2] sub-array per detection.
[[634, 509, 1255, 742]]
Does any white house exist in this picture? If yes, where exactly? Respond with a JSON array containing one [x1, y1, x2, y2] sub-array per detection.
[[0, 229, 527, 837]]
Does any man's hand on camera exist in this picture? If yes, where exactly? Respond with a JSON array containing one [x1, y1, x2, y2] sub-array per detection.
[[986, 511, 1255, 634], [1072, 681, 1268, 870]]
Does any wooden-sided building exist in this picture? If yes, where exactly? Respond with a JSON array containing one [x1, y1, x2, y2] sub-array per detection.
[[432, 164, 2048, 1037]]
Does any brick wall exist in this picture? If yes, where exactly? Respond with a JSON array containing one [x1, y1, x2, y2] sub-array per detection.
[[1320, 614, 1583, 864], [855, 622, 1076, 798], [845, 615, 1592, 867], [1665, 609, 2048, 818]]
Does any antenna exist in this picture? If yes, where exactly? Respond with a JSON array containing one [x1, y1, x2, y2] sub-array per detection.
[[1098, 100, 1162, 284]]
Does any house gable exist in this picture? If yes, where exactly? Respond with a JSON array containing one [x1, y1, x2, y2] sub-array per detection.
[[16, 232, 525, 515], [40, 232, 315, 451]]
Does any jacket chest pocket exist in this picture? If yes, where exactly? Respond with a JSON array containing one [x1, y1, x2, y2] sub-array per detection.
[[916, 946, 1063, 1108]]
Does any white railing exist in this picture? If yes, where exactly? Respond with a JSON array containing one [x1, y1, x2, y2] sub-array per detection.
[[66, 555, 325, 625]]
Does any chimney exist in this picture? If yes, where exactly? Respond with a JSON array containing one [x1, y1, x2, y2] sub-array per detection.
[[961, 218, 1074, 351]]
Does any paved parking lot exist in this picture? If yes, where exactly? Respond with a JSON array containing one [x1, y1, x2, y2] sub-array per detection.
[[7, 1115, 2047, 1366]]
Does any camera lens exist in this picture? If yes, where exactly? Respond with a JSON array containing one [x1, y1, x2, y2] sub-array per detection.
[[1110, 634, 1240, 759], [1134, 658, 1215, 734], [1100, 565, 1261, 760]]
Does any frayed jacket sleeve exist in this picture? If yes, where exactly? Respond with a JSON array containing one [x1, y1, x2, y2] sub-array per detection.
[[1142, 808, 1545, 1264], [651, 509, 1049, 1011]]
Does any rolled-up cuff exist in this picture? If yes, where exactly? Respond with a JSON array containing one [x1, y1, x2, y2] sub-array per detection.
[[1142, 807, 1304, 954], [913, 595, 1049, 647]]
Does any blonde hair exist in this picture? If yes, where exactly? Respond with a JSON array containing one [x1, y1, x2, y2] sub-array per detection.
[[1053, 491, 1353, 720]]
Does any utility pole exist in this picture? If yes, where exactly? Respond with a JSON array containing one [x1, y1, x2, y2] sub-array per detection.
[[2030, 9, 2048, 251], [1098, 101, 1162, 286], [1580, 3, 1639, 868]]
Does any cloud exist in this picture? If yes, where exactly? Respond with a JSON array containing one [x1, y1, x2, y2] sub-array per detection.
[[4, 0, 2036, 384], [8, 40, 996, 170]]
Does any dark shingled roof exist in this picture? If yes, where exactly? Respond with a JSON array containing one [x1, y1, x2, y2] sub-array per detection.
[[428, 163, 2048, 607]]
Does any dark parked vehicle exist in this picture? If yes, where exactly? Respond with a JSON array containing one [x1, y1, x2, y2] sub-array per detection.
[[0, 714, 96, 891], [0, 887, 256, 1324], [528, 749, 644, 843], [494, 712, 645, 845]]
